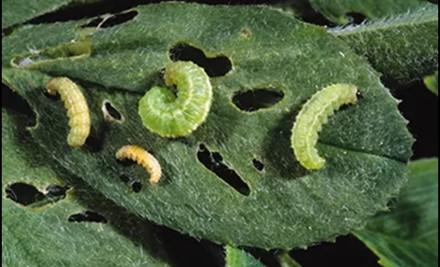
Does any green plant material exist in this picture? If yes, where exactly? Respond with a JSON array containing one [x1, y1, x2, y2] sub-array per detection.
[[2, 21, 86, 67], [2, 109, 170, 267], [225, 246, 265, 267], [277, 252, 303, 267], [2, 3, 414, 249], [355, 158, 438, 267], [423, 71, 438, 95], [2, 0, 72, 29], [309, 0, 433, 24], [331, 4, 438, 82]]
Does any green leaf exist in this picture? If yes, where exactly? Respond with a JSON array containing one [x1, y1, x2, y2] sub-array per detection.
[[309, 0, 432, 24], [2, 3, 413, 249], [331, 4, 438, 82], [225, 246, 265, 267], [355, 158, 438, 267], [2, 0, 73, 29], [2, 109, 171, 267], [424, 71, 438, 95], [277, 252, 303, 267]]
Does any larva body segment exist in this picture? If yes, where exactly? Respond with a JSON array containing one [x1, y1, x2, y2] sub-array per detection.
[[115, 145, 162, 184], [46, 77, 91, 147], [138, 61, 213, 138], [291, 83, 358, 170]]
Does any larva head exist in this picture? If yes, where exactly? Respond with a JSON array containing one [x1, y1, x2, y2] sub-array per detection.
[[46, 77, 69, 95]]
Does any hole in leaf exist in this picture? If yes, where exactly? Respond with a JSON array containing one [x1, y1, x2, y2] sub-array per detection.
[[45, 184, 69, 200], [102, 100, 124, 123], [252, 159, 264, 172], [43, 91, 60, 101], [81, 10, 138, 28], [68, 211, 107, 223], [197, 144, 250, 196], [131, 181, 142, 193], [84, 122, 109, 153], [119, 175, 142, 193], [5, 183, 46, 206], [169, 43, 232, 77], [232, 88, 284, 112], [346, 12, 367, 24], [2, 83, 36, 126]]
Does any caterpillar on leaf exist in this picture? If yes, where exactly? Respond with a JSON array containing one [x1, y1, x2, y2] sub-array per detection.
[[138, 61, 213, 138], [291, 83, 358, 170], [115, 145, 162, 185], [46, 77, 91, 147]]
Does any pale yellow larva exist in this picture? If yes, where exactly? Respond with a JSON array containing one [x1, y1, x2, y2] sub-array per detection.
[[115, 145, 162, 185], [291, 83, 358, 170], [46, 77, 91, 147]]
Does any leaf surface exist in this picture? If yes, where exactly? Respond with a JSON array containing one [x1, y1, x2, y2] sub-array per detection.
[[2, 0, 72, 29], [2, 108, 171, 267], [355, 159, 438, 267], [424, 71, 438, 95], [331, 4, 438, 82], [309, 0, 433, 24], [225, 246, 265, 267], [2, 3, 413, 249]]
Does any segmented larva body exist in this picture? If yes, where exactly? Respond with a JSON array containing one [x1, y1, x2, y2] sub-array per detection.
[[138, 61, 213, 138], [46, 77, 91, 147], [115, 145, 162, 184], [291, 83, 358, 170]]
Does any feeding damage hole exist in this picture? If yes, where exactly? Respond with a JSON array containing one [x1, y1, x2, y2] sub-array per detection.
[[81, 10, 138, 28], [197, 144, 250, 196], [232, 88, 284, 112], [169, 43, 232, 77], [68, 211, 107, 223], [345, 12, 367, 24], [5, 183, 45, 206], [5, 183, 68, 207], [119, 174, 142, 193], [102, 100, 124, 123], [45, 185, 70, 200], [252, 159, 264, 172], [2, 83, 36, 126]]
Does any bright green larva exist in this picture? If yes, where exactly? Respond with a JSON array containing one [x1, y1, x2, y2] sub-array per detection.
[[291, 83, 358, 170], [138, 61, 213, 138]]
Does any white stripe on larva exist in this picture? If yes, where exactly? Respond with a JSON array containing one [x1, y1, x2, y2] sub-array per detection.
[[115, 145, 162, 185], [291, 83, 358, 170], [46, 77, 91, 147]]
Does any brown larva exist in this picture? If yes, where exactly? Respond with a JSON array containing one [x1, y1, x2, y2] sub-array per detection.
[[46, 77, 91, 147], [115, 145, 162, 185]]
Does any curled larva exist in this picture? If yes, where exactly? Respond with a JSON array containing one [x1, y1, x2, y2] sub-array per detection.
[[291, 83, 358, 170], [138, 61, 213, 138], [115, 145, 162, 184], [46, 77, 91, 147]]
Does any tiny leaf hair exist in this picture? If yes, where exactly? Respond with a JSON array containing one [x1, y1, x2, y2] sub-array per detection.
[[291, 83, 358, 170], [115, 145, 162, 185], [46, 77, 91, 147], [138, 61, 213, 137]]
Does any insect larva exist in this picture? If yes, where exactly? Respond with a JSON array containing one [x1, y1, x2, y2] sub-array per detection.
[[291, 83, 358, 170], [138, 61, 213, 138], [46, 77, 91, 147], [115, 145, 162, 185]]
